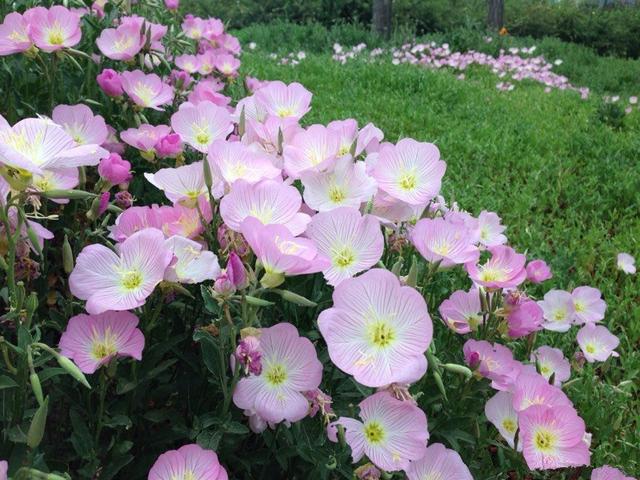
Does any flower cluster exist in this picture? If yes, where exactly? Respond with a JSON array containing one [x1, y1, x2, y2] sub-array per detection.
[[0, 2, 636, 479]]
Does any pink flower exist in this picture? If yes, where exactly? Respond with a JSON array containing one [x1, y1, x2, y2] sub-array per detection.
[[58, 311, 144, 374], [328, 392, 428, 472], [0, 117, 107, 174], [175, 54, 201, 73], [405, 443, 473, 480], [164, 235, 220, 284], [233, 323, 322, 424], [148, 444, 228, 480], [519, 405, 590, 470], [477, 211, 507, 247], [214, 53, 241, 76], [465, 245, 527, 289], [96, 69, 123, 97], [154, 133, 183, 158], [617, 252, 636, 274], [411, 217, 479, 267], [254, 80, 312, 120], [52, 103, 108, 146], [576, 323, 620, 363], [438, 288, 482, 334], [305, 207, 383, 286], [507, 300, 544, 338], [69, 228, 173, 314], [208, 140, 281, 185], [121, 70, 173, 111], [240, 217, 328, 285], [591, 466, 635, 480], [530, 346, 571, 386], [220, 179, 310, 235], [145, 161, 220, 205], [120, 124, 171, 153], [463, 340, 522, 391], [485, 391, 519, 448], [283, 124, 341, 179], [0, 13, 32, 56], [371, 139, 446, 205], [526, 259, 552, 283], [188, 79, 231, 106], [27, 6, 81, 52], [164, 0, 179, 10], [305, 389, 333, 418], [300, 156, 377, 211], [182, 15, 207, 40], [571, 286, 606, 324], [538, 289, 575, 332], [31, 168, 79, 201], [96, 23, 144, 60], [171, 101, 233, 152], [318, 268, 432, 387], [511, 371, 572, 412], [0, 460, 6, 480], [98, 153, 132, 184], [226, 251, 247, 288]]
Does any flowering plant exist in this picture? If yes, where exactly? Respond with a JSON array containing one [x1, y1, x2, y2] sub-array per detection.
[[0, 2, 636, 479]]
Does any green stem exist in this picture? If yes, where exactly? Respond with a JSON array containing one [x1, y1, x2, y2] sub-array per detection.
[[95, 369, 108, 443]]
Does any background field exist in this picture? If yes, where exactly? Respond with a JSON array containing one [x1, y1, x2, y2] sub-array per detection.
[[235, 22, 640, 474]]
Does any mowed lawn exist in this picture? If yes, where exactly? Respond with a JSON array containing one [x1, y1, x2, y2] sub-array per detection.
[[239, 51, 640, 473]]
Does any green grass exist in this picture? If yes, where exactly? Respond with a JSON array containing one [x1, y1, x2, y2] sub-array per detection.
[[233, 21, 640, 96], [238, 47, 640, 475]]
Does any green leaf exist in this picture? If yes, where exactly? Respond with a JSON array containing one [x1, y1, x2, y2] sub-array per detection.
[[196, 429, 223, 451], [193, 330, 223, 377], [0, 375, 18, 390]]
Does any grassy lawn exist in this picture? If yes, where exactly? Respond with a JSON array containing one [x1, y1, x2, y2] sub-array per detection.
[[238, 46, 640, 474]]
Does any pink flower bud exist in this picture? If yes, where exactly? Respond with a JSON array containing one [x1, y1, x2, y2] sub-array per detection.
[[164, 0, 179, 10], [226, 251, 247, 289], [96, 69, 123, 97], [507, 300, 543, 338], [304, 388, 333, 417], [169, 69, 192, 90], [98, 192, 110, 216], [214, 272, 235, 297], [526, 259, 552, 283], [98, 153, 132, 184], [154, 133, 183, 158]]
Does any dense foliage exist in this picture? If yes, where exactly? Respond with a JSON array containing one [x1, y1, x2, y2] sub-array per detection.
[[0, 2, 638, 480]]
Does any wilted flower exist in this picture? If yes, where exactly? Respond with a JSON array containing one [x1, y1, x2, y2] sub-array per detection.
[[591, 466, 635, 480], [526, 259, 553, 283], [235, 336, 262, 376]]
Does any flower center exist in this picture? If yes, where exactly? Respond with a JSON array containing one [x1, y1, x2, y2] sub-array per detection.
[[328, 184, 346, 203], [369, 321, 395, 348], [363, 421, 385, 444], [265, 364, 287, 386], [92, 341, 117, 360], [478, 266, 506, 282], [574, 301, 585, 313], [553, 309, 566, 322], [276, 107, 295, 118], [431, 240, 451, 257], [533, 429, 556, 452], [47, 24, 65, 45], [332, 246, 355, 268], [502, 418, 517, 434], [133, 82, 156, 106], [585, 343, 596, 354], [121, 270, 143, 290], [398, 170, 417, 191]]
